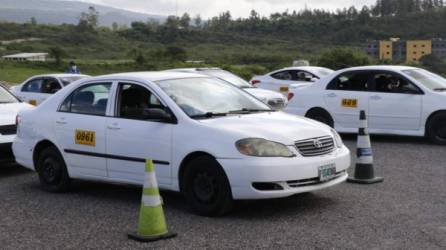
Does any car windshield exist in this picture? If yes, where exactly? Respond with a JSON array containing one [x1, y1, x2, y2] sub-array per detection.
[[156, 77, 272, 119], [200, 70, 253, 88], [0, 85, 19, 103], [60, 76, 88, 86], [403, 69, 446, 91]]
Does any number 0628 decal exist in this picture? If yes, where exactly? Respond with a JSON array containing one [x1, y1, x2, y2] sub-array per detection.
[[75, 130, 96, 146]]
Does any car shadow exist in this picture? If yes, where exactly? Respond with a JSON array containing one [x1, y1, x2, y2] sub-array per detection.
[[0, 163, 31, 179], [340, 133, 433, 145]]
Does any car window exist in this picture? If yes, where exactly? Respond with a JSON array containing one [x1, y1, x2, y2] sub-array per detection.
[[41, 78, 62, 94], [59, 83, 111, 116], [271, 71, 293, 80], [22, 78, 44, 93], [372, 72, 421, 94], [116, 83, 166, 120], [293, 70, 316, 82], [403, 69, 446, 91], [327, 72, 371, 91], [0, 85, 19, 103]]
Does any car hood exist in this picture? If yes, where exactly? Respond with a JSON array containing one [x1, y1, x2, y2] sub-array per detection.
[[0, 103, 33, 125], [244, 88, 286, 100], [198, 111, 332, 145]]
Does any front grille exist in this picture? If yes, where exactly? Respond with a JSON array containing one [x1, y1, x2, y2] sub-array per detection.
[[268, 98, 285, 110], [0, 124, 17, 135], [287, 171, 346, 188], [295, 136, 335, 157]]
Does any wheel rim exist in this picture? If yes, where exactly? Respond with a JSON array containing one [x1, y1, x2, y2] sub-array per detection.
[[193, 171, 218, 203], [41, 157, 61, 184]]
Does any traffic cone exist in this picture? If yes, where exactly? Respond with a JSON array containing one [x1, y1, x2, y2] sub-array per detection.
[[128, 160, 176, 242], [348, 110, 384, 184]]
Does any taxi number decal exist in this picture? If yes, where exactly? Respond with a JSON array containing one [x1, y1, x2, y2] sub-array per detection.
[[75, 130, 96, 146], [341, 99, 358, 108], [29, 100, 37, 106], [279, 86, 289, 92]]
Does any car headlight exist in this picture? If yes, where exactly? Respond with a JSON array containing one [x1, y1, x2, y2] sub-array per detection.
[[236, 138, 295, 157], [331, 129, 343, 148]]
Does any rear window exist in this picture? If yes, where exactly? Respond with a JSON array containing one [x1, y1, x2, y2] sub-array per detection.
[[0, 85, 19, 103]]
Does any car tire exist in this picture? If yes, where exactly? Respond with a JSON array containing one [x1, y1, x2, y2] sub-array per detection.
[[36, 146, 71, 192], [426, 113, 446, 145], [306, 109, 334, 127], [183, 156, 234, 217]]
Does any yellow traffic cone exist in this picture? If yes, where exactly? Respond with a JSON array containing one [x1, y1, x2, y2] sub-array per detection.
[[128, 160, 176, 242]]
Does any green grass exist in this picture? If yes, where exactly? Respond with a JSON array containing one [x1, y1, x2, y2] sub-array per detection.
[[0, 62, 59, 84]]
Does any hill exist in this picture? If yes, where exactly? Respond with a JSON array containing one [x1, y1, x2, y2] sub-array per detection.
[[0, 0, 165, 26]]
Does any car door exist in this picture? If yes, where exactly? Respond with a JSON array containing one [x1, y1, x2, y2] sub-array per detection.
[[19, 77, 47, 105], [368, 71, 423, 131], [105, 82, 174, 186], [324, 71, 372, 130], [54, 82, 112, 178]]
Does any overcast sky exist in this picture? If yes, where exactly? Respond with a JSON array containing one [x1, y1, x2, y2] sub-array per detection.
[[76, 0, 376, 18]]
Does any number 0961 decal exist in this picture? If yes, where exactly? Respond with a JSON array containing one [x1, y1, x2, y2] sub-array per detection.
[[75, 130, 96, 146]]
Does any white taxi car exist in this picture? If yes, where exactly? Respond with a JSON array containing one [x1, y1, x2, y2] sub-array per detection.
[[10, 74, 89, 105], [0, 83, 33, 163], [167, 68, 288, 110], [285, 66, 446, 144], [250, 66, 334, 95], [13, 72, 350, 216]]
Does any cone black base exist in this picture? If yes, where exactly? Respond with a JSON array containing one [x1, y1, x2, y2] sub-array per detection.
[[347, 176, 384, 184], [128, 232, 177, 242]]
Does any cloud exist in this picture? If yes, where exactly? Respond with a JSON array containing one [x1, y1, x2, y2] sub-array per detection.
[[76, 0, 376, 18]]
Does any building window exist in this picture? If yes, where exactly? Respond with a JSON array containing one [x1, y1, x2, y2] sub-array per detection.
[[414, 45, 417, 48], [387, 52, 390, 55]]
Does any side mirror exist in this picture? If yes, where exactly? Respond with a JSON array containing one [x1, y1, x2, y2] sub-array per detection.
[[143, 108, 175, 123]]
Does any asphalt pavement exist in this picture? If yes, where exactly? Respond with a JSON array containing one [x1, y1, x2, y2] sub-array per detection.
[[0, 135, 445, 249]]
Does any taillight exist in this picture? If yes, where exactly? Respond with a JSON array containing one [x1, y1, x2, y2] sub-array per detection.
[[287, 92, 295, 101], [251, 80, 261, 86]]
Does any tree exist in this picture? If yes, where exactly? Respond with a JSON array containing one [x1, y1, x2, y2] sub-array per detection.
[[164, 46, 187, 62], [30, 17, 37, 25], [78, 6, 99, 32], [193, 14, 202, 27], [48, 46, 68, 65], [112, 22, 119, 31], [180, 13, 191, 29], [317, 48, 371, 70]]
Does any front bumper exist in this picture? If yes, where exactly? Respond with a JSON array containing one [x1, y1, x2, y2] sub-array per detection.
[[217, 145, 350, 200]]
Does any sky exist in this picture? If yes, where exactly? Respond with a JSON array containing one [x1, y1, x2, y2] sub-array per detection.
[[75, 0, 376, 18]]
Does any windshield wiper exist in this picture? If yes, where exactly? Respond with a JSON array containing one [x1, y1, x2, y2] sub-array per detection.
[[229, 108, 274, 114], [190, 112, 228, 119], [433, 88, 446, 92]]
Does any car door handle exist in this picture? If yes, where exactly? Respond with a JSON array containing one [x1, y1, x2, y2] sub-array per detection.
[[327, 93, 337, 98], [56, 118, 67, 125], [370, 95, 382, 100], [107, 123, 121, 130]]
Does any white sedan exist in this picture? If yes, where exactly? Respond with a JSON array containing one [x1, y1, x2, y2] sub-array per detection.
[[10, 74, 89, 105], [285, 66, 446, 144], [250, 66, 334, 95], [167, 68, 288, 110], [0, 83, 33, 163], [13, 72, 350, 216]]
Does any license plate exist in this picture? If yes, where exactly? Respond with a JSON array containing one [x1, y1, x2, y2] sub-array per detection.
[[318, 164, 336, 182], [75, 130, 96, 146], [341, 98, 358, 108]]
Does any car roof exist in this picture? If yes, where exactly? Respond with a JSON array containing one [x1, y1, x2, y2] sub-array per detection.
[[281, 66, 332, 71], [336, 65, 418, 73], [30, 73, 90, 78], [166, 68, 223, 73], [90, 71, 209, 82]]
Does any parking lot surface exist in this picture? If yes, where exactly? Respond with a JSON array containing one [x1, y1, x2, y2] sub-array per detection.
[[1, 136, 445, 249]]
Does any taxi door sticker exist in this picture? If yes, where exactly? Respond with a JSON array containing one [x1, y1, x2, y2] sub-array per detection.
[[29, 100, 37, 106], [279, 86, 289, 92], [341, 98, 358, 108], [75, 130, 96, 147]]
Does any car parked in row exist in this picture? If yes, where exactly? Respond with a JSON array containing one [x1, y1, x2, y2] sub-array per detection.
[[0, 83, 33, 163], [13, 71, 350, 216], [250, 66, 334, 95], [284, 66, 446, 144], [167, 68, 288, 110], [10, 74, 89, 105]]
